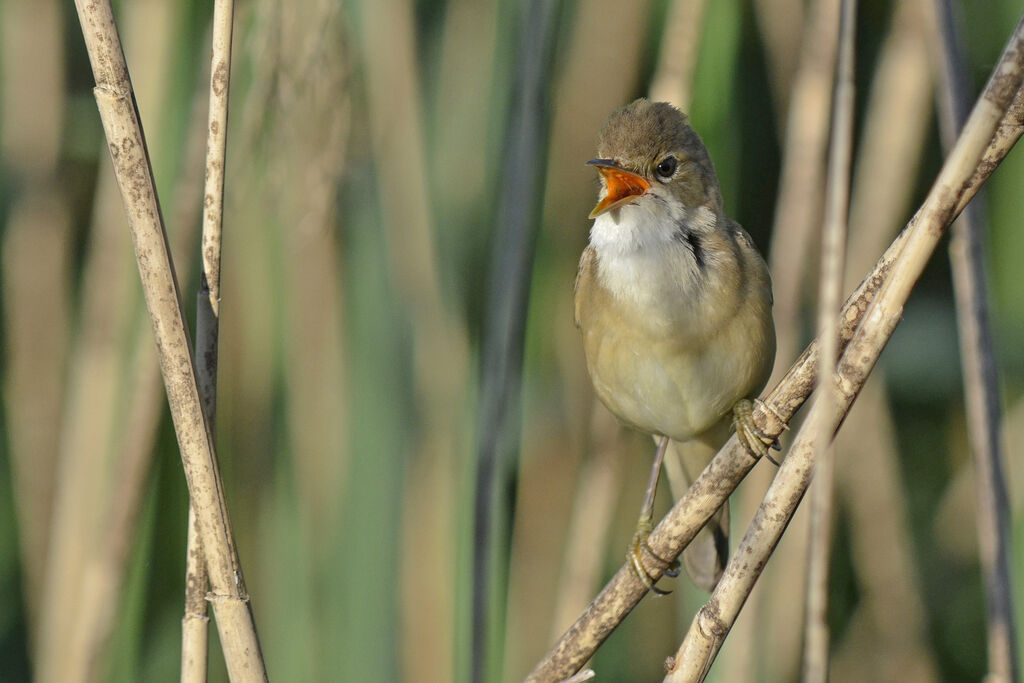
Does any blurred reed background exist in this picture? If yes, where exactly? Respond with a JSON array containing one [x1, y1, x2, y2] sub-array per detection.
[[1, 0, 1023, 681]]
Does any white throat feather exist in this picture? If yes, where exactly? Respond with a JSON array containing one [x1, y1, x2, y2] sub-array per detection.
[[589, 201, 717, 308]]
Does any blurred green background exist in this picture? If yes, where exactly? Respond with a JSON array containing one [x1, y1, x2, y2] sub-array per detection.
[[2, 0, 1023, 681]]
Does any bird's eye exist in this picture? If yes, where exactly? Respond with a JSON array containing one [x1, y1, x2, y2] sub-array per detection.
[[655, 156, 677, 179]]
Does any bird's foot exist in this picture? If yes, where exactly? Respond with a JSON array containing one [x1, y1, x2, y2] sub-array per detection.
[[629, 517, 679, 596], [732, 399, 782, 464]]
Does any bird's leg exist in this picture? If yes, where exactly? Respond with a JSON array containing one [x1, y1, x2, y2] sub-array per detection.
[[732, 398, 782, 463], [629, 435, 680, 595]]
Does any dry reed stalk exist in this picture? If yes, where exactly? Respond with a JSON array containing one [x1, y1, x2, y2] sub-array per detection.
[[182, 508, 210, 683], [767, 0, 841, 384], [0, 0, 69, 630], [182, 0, 236, 679], [847, 2, 933, 258], [527, 22, 1024, 678], [70, 50, 212, 682], [665, 18, 1024, 681], [215, 0, 278, 518], [932, 0, 1019, 678], [204, 1, 350, 677], [831, 385, 939, 683], [801, 1, 855, 680], [829, 1, 938, 677], [648, 0, 708, 112], [739, 3, 933, 676], [730, 2, 840, 676], [35, 3, 183, 678], [71, 1, 267, 680]]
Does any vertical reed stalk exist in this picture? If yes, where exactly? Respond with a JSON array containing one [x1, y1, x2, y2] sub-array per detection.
[[932, 1, 1019, 678], [802, 1, 855, 680], [182, 1, 235, 680]]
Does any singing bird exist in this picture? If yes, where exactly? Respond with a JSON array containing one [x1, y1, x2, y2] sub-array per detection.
[[574, 99, 777, 592]]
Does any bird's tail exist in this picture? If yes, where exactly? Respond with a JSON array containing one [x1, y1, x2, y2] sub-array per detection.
[[663, 427, 731, 592]]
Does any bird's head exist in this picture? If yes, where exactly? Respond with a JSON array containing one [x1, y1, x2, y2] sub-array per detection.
[[588, 99, 723, 222]]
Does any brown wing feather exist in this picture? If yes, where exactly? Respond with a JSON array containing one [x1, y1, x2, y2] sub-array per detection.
[[573, 246, 596, 329]]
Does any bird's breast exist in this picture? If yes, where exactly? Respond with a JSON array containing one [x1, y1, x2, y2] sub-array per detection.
[[575, 242, 774, 442]]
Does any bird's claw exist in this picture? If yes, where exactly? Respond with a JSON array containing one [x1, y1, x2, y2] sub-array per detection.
[[732, 398, 782, 463], [629, 519, 679, 596]]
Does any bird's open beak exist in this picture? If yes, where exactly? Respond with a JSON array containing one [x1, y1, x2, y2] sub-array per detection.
[[587, 158, 651, 219]]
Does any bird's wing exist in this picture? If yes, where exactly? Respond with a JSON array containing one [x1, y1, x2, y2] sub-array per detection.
[[573, 246, 596, 329]]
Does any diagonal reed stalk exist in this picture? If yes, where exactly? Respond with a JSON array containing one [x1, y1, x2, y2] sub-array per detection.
[[71, 1, 266, 680], [527, 13, 1024, 679]]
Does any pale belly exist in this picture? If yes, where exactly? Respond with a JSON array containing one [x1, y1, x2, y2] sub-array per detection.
[[583, 317, 767, 442]]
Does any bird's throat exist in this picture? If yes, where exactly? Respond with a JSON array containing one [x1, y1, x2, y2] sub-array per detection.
[[590, 204, 714, 314]]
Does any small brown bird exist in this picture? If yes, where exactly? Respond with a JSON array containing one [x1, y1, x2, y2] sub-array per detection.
[[574, 99, 776, 592]]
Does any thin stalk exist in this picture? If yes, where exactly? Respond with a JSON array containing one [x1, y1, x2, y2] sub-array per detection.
[[767, 0, 842, 387], [182, 1, 234, 680], [70, 1, 266, 680], [729, 2, 841, 675], [648, 0, 708, 112], [932, 1, 1019, 679], [527, 23, 1024, 678], [802, 1, 855, 680]]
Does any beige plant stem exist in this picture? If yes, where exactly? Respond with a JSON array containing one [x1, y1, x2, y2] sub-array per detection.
[[73, 59, 212, 682], [71, 1, 266, 681], [527, 33, 1024, 683], [183, 1, 235, 680], [182, 506, 210, 683], [801, 1, 854, 681], [664, 17, 1024, 682], [729, 3, 841, 675], [648, 0, 708, 112], [932, 1, 1019, 678], [767, 0, 841, 387], [829, 4, 938, 677]]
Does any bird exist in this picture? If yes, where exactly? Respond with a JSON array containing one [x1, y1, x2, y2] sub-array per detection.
[[574, 99, 777, 592]]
